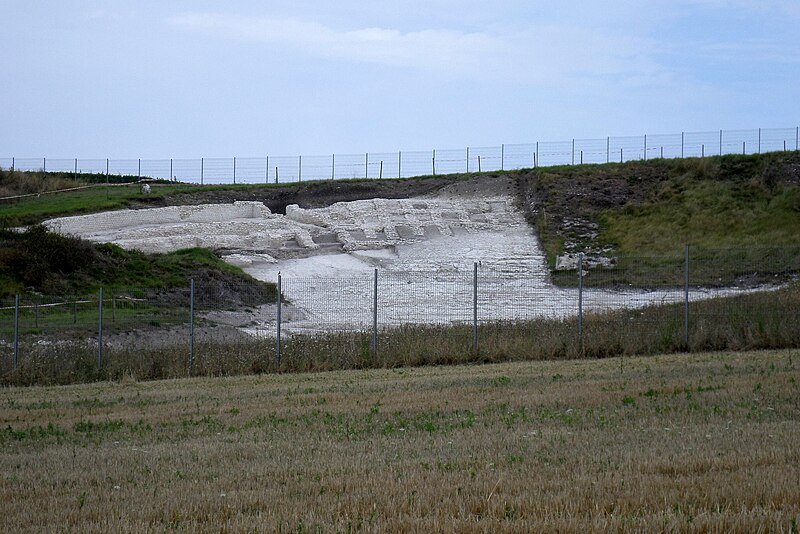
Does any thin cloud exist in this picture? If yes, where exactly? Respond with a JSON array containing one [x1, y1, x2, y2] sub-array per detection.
[[169, 13, 507, 72], [168, 12, 669, 87]]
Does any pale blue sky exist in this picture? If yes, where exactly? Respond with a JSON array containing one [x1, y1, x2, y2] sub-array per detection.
[[1, 1, 798, 158]]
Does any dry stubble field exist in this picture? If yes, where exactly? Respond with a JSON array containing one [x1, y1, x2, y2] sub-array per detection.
[[1, 350, 799, 532]]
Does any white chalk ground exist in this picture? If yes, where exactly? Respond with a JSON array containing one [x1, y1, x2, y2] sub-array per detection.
[[45, 179, 769, 335]]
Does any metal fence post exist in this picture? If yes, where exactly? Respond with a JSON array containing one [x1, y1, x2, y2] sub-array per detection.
[[398, 151, 402, 178], [299, 155, 302, 182], [719, 130, 723, 156], [233, 157, 236, 184], [266, 156, 269, 184], [372, 268, 378, 355], [170, 158, 173, 181], [606, 137, 610, 163], [572, 139, 575, 165], [432, 150, 436, 175], [473, 262, 478, 354], [189, 278, 195, 371], [43, 157, 46, 172], [365, 153, 368, 179], [201, 157, 204, 185], [276, 274, 282, 365], [643, 134, 647, 160], [684, 245, 689, 350], [758, 128, 761, 154], [578, 254, 584, 353], [74, 158, 77, 180], [137, 158, 141, 178], [331, 154, 335, 180], [13, 294, 19, 370], [681, 131, 684, 158], [501, 144, 504, 170], [98, 288, 104, 369]]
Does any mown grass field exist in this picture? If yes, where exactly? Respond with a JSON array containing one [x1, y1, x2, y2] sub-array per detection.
[[1, 350, 798, 532]]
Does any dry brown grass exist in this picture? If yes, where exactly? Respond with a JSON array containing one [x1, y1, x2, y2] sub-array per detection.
[[1, 349, 798, 532]]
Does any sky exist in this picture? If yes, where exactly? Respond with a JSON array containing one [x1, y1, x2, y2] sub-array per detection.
[[1, 0, 798, 158]]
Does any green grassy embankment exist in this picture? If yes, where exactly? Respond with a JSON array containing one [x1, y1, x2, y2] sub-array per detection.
[[0, 224, 276, 300], [519, 151, 800, 285]]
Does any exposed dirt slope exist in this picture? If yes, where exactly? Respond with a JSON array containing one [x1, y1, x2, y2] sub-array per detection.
[[131, 175, 492, 214]]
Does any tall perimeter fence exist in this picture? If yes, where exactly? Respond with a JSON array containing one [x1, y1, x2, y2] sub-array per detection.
[[2, 126, 799, 185], [1, 246, 798, 383]]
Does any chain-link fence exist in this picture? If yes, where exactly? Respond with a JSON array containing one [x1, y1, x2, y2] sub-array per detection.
[[1, 246, 798, 383], [2, 127, 798, 186]]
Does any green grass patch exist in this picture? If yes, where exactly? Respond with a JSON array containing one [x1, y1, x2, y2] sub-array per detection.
[[0, 225, 275, 299], [520, 152, 800, 286]]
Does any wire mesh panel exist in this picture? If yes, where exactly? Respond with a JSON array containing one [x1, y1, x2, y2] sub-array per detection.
[[379, 270, 473, 326], [172, 158, 203, 184], [687, 246, 800, 351], [478, 263, 572, 321], [573, 138, 609, 165], [581, 253, 686, 356], [432, 149, 468, 176], [280, 275, 373, 333], [108, 159, 139, 177], [536, 140, 573, 167], [2, 292, 101, 376], [682, 130, 726, 158], [330, 153, 367, 180], [269, 156, 301, 183], [229, 157, 260, 184], [200, 158, 235, 184], [721, 129, 759, 155], [366, 152, 401, 179], [0, 296, 19, 373], [470, 146, 505, 172], [41, 158, 77, 173], [9, 158, 47, 172], [759, 128, 794, 153], [139, 159, 172, 181], [645, 133, 683, 160], [609, 135, 647, 162], [75, 159, 110, 175], [399, 150, 435, 178]]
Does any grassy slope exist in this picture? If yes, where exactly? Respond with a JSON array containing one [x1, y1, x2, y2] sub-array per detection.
[[520, 152, 800, 285], [601, 156, 800, 252], [0, 350, 797, 531], [524, 152, 800, 256], [0, 225, 275, 299]]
